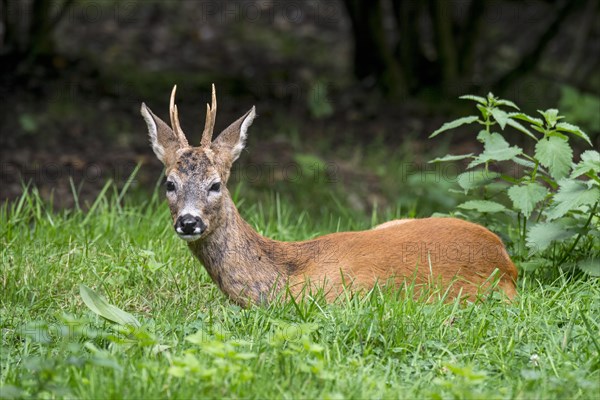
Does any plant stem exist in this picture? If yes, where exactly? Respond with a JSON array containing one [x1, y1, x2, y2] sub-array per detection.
[[522, 214, 527, 255], [556, 202, 598, 266], [530, 160, 539, 183], [587, 172, 600, 185]]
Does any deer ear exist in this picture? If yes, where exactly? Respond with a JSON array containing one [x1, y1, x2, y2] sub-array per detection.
[[211, 106, 256, 168], [141, 103, 182, 166]]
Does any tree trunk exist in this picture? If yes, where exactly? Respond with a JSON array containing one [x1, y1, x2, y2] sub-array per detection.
[[342, 0, 406, 97], [392, 0, 423, 93], [30, 0, 56, 57], [430, 0, 458, 94], [458, 0, 487, 77]]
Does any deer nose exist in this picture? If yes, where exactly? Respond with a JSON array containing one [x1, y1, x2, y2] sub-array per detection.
[[175, 214, 206, 236]]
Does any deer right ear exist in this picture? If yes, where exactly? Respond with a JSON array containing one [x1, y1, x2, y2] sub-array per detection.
[[211, 107, 256, 167], [141, 103, 181, 166]]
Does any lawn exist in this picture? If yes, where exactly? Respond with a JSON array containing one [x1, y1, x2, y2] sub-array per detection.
[[1, 182, 599, 399]]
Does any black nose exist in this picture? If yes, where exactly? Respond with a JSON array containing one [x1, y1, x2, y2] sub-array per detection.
[[175, 214, 206, 235]]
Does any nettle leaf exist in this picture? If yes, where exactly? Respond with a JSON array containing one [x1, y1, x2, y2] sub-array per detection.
[[520, 259, 550, 272], [429, 116, 479, 138], [556, 122, 593, 145], [495, 99, 520, 110], [459, 94, 487, 104], [526, 221, 576, 252], [535, 136, 573, 180], [571, 150, 600, 179], [80, 284, 141, 328], [585, 180, 600, 189], [457, 170, 500, 193], [468, 132, 522, 168], [545, 179, 600, 220], [506, 116, 538, 141], [476, 104, 489, 119], [512, 156, 547, 173], [486, 92, 497, 103], [507, 182, 548, 218], [538, 109, 562, 128], [577, 258, 600, 277], [429, 153, 474, 163], [510, 113, 543, 127], [476, 130, 491, 142], [457, 200, 506, 213], [531, 125, 546, 134], [491, 108, 509, 129], [547, 131, 569, 141]]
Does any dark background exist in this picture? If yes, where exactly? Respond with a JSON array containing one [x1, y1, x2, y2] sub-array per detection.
[[1, 0, 599, 210]]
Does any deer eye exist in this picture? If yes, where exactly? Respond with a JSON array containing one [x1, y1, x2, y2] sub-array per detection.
[[165, 181, 176, 192], [209, 182, 221, 193]]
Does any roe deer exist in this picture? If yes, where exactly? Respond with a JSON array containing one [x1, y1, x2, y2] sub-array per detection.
[[141, 85, 518, 306]]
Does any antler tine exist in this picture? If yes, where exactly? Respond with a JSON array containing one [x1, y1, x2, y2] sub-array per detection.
[[169, 85, 188, 146], [200, 84, 217, 147]]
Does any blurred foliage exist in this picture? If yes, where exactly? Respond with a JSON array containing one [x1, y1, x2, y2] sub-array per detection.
[[559, 85, 600, 138]]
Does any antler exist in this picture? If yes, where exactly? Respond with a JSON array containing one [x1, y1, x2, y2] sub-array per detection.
[[200, 84, 217, 147], [169, 85, 189, 147]]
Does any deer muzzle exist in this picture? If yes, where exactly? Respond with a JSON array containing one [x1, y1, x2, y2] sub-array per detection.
[[175, 214, 206, 241]]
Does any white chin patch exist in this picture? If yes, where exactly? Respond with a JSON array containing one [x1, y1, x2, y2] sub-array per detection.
[[177, 233, 202, 242]]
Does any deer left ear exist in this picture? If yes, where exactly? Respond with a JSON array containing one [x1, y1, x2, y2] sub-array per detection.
[[211, 106, 256, 168]]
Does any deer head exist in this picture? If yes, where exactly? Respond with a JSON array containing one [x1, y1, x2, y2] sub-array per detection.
[[140, 85, 256, 242]]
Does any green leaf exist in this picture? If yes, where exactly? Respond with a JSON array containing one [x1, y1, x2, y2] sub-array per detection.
[[0, 384, 26, 399], [531, 125, 546, 134], [506, 116, 538, 141], [491, 108, 509, 129], [476, 130, 491, 142], [520, 259, 549, 272], [507, 182, 548, 218], [445, 363, 486, 380], [512, 156, 542, 172], [521, 369, 542, 381], [459, 94, 487, 104], [185, 329, 209, 345], [79, 284, 141, 328], [510, 113, 543, 127], [457, 200, 506, 213], [571, 150, 600, 179], [495, 99, 520, 110], [556, 122, 592, 146], [468, 132, 522, 168], [428, 153, 474, 163], [538, 109, 562, 128], [547, 131, 569, 141], [545, 179, 600, 220], [526, 221, 576, 251], [19, 114, 38, 133], [457, 170, 500, 194], [535, 136, 573, 180], [577, 258, 600, 277], [429, 116, 479, 138], [476, 104, 489, 119]]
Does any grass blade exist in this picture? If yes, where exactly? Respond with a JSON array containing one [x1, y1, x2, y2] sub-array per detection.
[[80, 284, 141, 328]]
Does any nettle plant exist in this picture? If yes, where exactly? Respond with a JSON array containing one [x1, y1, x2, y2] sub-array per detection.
[[429, 93, 599, 275]]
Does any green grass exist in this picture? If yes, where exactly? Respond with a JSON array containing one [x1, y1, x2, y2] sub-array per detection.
[[1, 185, 599, 399]]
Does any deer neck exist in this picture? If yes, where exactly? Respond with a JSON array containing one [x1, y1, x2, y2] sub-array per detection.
[[188, 195, 296, 305]]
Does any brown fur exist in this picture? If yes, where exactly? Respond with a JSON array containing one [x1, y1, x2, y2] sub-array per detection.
[[141, 86, 518, 307]]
